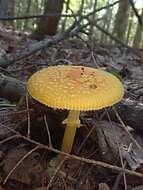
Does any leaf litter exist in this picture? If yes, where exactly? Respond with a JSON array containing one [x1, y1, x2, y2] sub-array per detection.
[[0, 28, 143, 190]]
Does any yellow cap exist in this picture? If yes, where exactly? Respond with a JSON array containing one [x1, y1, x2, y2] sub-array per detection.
[[27, 65, 124, 111]]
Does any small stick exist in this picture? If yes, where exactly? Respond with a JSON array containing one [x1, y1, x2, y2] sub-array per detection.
[[3, 145, 40, 184], [118, 145, 127, 190], [112, 144, 132, 190], [26, 94, 31, 138], [44, 115, 53, 148], [47, 157, 68, 189], [113, 107, 143, 154], [0, 134, 142, 178]]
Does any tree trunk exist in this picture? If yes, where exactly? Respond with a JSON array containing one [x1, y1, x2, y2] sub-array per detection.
[[0, 0, 15, 27], [126, 10, 134, 45], [133, 9, 143, 48], [88, 0, 97, 40], [61, 0, 70, 33], [15, 0, 22, 30], [112, 0, 130, 42], [103, 9, 113, 44], [32, 0, 64, 40], [23, 0, 32, 30], [100, 0, 112, 43]]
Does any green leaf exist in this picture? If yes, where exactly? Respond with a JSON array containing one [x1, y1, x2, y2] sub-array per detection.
[[106, 67, 122, 81]]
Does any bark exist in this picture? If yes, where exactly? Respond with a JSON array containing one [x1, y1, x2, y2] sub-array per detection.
[[112, 0, 130, 42], [0, 31, 66, 67], [32, 0, 64, 40], [0, 73, 26, 102], [0, 34, 60, 66], [0, 0, 15, 27]]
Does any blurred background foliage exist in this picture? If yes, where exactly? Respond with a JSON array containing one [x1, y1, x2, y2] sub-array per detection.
[[0, 0, 142, 47]]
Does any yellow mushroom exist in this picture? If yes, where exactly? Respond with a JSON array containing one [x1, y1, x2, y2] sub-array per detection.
[[27, 65, 124, 154]]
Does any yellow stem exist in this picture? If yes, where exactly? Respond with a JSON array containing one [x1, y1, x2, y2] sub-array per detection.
[[49, 110, 80, 167], [61, 110, 80, 153]]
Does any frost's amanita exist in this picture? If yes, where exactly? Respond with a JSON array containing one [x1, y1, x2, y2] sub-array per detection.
[[27, 65, 124, 153]]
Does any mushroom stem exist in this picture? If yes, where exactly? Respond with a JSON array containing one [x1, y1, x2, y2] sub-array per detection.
[[61, 110, 80, 153], [49, 110, 80, 167]]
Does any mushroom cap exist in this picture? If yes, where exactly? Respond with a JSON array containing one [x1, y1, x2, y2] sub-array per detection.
[[27, 65, 124, 111]]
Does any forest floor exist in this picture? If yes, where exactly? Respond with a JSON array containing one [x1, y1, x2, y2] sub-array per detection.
[[0, 27, 143, 190]]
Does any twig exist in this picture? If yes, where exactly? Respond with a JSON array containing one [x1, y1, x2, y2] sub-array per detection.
[[75, 164, 94, 190], [107, 111, 127, 190], [0, 134, 18, 144], [0, 104, 16, 107], [113, 107, 143, 154], [0, 134, 142, 178], [128, 0, 142, 26], [0, 120, 19, 135], [0, 1, 120, 21], [47, 157, 68, 189], [0, 38, 54, 66], [89, 21, 131, 48], [0, 13, 78, 20], [44, 115, 53, 148], [91, 51, 100, 68], [26, 94, 30, 138], [76, 122, 96, 154], [3, 145, 40, 184], [112, 144, 132, 190], [84, 0, 120, 19], [118, 145, 127, 190], [77, 109, 110, 155]]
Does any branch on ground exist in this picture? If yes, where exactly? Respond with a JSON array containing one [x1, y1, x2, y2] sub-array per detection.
[[0, 0, 120, 67]]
